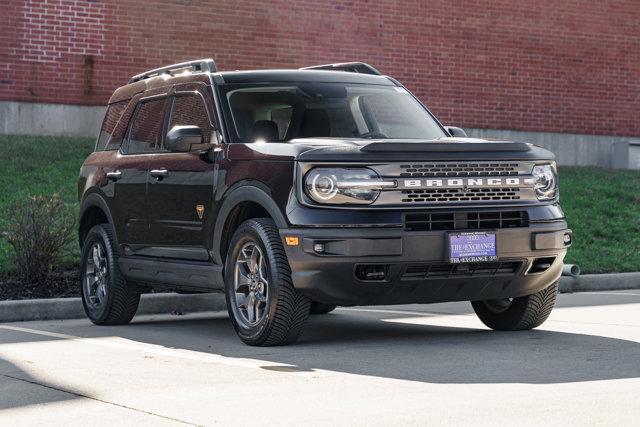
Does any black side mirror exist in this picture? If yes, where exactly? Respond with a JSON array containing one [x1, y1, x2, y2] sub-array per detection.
[[446, 126, 468, 138], [165, 125, 209, 152]]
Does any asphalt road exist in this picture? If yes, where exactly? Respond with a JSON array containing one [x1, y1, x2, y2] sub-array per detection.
[[1, 290, 639, 426]]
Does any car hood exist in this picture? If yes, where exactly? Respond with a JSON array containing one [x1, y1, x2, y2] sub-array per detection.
[[226, 137, 556, 162]]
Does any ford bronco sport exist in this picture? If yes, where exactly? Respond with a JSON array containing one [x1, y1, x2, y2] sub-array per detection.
[[78, 59, 571, 346]]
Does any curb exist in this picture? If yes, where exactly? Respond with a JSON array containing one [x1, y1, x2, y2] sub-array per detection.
[[559, 272, 640, 293], [1, 273, 638, 323], [0, 293, 226, 323]]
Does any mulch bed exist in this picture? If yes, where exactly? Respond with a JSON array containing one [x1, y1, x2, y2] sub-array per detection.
[[0, 266, 80, 300]]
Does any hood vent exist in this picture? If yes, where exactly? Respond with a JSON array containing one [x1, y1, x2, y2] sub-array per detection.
[[361, 140, 531, 153]]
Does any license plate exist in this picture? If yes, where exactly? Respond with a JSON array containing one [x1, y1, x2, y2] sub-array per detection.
[[448, 231, 497, 263]]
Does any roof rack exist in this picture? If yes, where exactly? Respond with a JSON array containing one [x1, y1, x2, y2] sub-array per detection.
[[128, 59, 217, 84], [300, 62, 382, 76]]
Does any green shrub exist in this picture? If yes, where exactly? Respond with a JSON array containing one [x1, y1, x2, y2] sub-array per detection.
[[1, 194, 75, 281]]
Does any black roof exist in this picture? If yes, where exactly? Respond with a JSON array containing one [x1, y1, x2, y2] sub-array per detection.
[[216, 69, 396, 86]]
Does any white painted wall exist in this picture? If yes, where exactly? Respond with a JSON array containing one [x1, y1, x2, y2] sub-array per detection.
[[466, 128, 637, 168], [1, 101, 638, 168], [0, 101, 106, 138]]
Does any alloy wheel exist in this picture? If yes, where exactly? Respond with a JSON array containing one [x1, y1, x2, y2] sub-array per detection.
[[233, 242, 269, 326], [84, 242, 108, 309]]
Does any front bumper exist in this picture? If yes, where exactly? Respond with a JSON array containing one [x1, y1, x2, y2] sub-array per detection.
[[280, 221, 571, 306]]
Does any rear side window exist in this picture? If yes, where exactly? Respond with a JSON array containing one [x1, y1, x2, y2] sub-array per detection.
[[124, 98, 166, 154], [96, 100, 128, 151], [168, 94, 212, 144]]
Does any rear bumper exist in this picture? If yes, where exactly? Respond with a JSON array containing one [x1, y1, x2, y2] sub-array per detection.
[[280, 221, 570, 306]]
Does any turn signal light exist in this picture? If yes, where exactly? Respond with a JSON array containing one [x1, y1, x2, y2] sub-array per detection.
[[284, 236, 299, 246]]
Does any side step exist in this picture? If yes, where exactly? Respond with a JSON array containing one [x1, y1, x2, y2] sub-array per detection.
[[119, 256, 224, 291]]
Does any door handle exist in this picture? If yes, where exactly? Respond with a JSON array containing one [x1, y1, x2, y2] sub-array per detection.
[[106, 170, 122, 181], [150, 169, 169, 180]]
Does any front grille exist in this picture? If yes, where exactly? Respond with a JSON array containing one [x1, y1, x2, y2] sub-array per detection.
[[402, 187, 521, 203], [400, 163, 519, 177], [404, 211, 528, 231], [366, 161, 538, 207], [402, 261, 523, 280]]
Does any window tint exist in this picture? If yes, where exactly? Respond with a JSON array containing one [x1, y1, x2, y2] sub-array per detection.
[[360, 93, 432, 139], [222, 83, 446, 143], [126, 99, 166, 154], [169, 94, 212, 144], [270, 107, 292, 140], [96, 100, 128, 151], [324, 104, 358, 137]]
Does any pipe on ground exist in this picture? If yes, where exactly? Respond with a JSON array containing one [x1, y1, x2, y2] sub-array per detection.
[[562, 264, 581, 277]]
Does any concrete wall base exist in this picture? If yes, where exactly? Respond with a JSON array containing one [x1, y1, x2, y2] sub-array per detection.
[[2, 101, 638, 167], [466, 128, 637, 167], [1, 101, 105, 138]]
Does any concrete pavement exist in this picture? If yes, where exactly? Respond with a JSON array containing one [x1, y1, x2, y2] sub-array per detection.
[[1, 290, 639, 426]]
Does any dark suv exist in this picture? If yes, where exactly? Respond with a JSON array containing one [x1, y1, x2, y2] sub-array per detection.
[[78, 59, 571, 346]]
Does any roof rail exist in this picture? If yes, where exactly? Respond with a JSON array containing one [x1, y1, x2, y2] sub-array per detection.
[[300, 62, 382, 76], [128, 59, 217, 84]]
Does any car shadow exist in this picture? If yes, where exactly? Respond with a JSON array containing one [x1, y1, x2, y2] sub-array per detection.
[[105, 307, 640, 385], [0, 293, 638, 411]]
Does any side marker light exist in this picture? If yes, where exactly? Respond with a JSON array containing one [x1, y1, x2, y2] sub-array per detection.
[[285, 236, 299, 246]]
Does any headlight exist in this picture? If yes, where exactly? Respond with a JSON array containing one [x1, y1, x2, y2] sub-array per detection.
[[532, 163, 558, 200], [304, 168, 396, 205]]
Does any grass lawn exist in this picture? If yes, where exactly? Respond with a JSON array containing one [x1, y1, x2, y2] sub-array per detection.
[[560, 166, 640, 273], [0, 134, 639, 274], [0, 135, 94, 271]]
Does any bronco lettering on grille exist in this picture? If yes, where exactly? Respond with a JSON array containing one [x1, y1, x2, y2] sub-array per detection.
[[401, 177, 535, 189]]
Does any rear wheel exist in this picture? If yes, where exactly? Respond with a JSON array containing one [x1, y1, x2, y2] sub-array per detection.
[[80, 224, 140, 325], [310, 302, 337, 315], [471, 281, 558, 330], [224, 218, 311, 346]]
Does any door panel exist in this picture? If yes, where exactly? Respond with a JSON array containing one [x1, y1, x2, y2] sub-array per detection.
[[146, 91, 219, 254], [111, 97, 167, 245], [146, 152, 216, 249], [111, 153, 149, 245]]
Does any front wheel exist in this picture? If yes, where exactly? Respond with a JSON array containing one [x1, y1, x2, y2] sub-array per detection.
[[224, 218, 311, 346], [471, 281, 558, 331]]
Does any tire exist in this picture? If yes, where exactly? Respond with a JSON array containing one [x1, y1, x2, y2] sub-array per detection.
[[310, 302, 337, 315], [224, 218, 311, 346], [80, 224, 140, 325], [471, 281, 558, 331]]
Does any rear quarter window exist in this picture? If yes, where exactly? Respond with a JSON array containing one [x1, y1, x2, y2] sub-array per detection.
[[95, 100, 129, 151]]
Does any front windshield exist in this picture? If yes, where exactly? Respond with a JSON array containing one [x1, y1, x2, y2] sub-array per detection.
[[220, 82, 447, 143]]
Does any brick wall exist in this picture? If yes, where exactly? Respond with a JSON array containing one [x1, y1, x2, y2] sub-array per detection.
[[1, 0, 639, 137]]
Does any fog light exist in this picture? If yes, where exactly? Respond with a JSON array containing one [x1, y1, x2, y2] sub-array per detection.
[[355, 264, 388, 281], [528, 257, 556, 274], [563, 233, 572, 245], [313, 243, 325, 253]]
